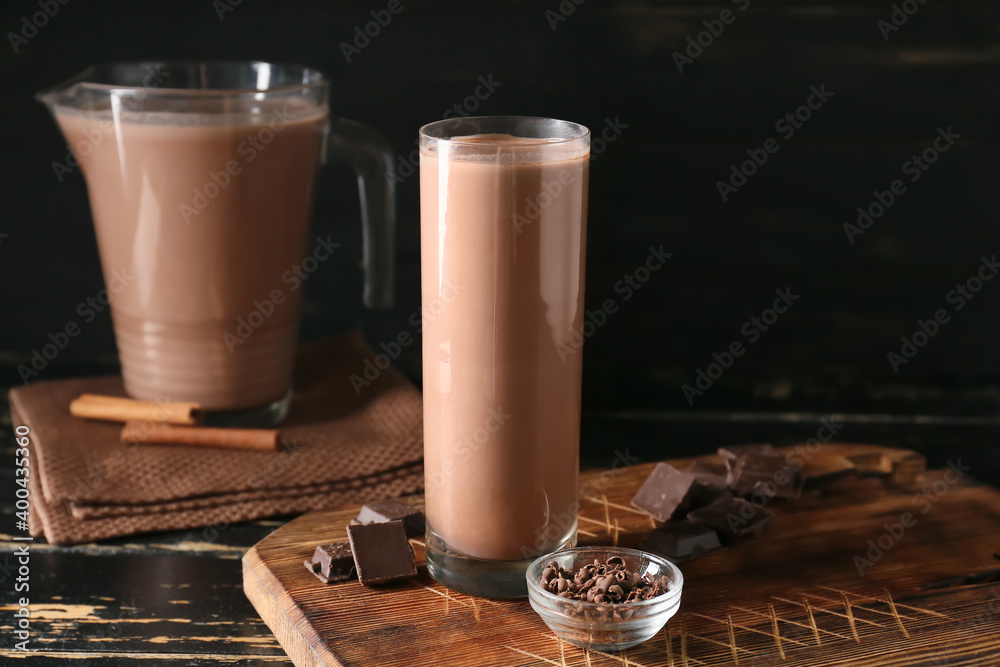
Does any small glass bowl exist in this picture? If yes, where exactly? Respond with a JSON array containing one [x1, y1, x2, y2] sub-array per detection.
[[526, 547, 683, 652]]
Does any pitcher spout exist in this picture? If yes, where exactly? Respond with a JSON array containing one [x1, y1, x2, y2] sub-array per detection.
[[35, 63, 175, 114], [35, 66, 97, 109]]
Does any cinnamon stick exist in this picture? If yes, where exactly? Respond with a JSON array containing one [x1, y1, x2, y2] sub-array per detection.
[[121, 421, 278, 452], [70, 393, 204, 425]]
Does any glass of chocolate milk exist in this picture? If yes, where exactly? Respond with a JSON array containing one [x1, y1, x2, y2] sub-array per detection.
[[37, 62, 394, 424], [419, 117, 590, 597]]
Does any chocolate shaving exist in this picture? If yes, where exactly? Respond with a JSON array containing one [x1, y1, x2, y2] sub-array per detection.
[[537, 557, 671, 604]]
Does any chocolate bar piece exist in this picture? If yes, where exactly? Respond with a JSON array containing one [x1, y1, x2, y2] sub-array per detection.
[[355, 499, 425, 537], [685, 482, 733, 511], [688, 459, 730, 488], [688, 498, 773, 539], [630, 462, 696, 522], [304, 541, 356, 584], [644, 520, 723, 561], [346, 521, 417, 586], [730, 452, 804, 499]]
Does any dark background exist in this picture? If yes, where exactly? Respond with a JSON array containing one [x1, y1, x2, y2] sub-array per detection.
[[2, 0, 999, 481]]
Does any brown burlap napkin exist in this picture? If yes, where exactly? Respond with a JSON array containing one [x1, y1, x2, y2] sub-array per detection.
[[8, 333, 424, 545]]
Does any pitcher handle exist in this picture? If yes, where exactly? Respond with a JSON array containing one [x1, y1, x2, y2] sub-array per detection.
[[325, 117, 395, 310]]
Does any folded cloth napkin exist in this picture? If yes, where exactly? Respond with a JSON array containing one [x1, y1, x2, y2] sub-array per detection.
[[8, 333, 424, 545]]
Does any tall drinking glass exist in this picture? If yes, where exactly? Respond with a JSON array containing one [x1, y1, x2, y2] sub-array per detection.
[[420, 116, 590, 597]]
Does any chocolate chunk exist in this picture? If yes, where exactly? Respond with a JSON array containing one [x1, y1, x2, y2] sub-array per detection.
[[731, 452, 803, 498], [717, 443, 776, 461], [685, 482, 733, 511], [688, 498, 773, 539], [644, 520, 723, 561], [346, 521, 417, 586], [631, 462, 696, 522], [688, 459, 730, 488], [355, 499, 425, 537], [303, 541, 355, 584]]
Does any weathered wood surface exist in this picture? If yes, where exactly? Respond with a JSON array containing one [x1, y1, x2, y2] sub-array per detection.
[[244, 444, 1000, 666], [0, 523, 291, 664]]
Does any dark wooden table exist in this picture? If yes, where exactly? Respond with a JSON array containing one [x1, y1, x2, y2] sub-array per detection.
[[4, 0, 1000, 661], [2, 358, 1000, 665]]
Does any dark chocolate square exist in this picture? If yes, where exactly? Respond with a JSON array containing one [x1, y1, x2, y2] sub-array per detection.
[[688, 459, 730, 488], [731, 452, 804, 498], [685, 482, 733, 511], [355, 499, 425, 537], [304, 541, 355, 584], [687, 498, 773, 539], [346, 521, 417, 586], [631, 462, 696, 522], [644, 520, 723, 561]]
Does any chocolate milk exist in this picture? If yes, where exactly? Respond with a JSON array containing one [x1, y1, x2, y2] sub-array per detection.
[[56, 100, 326, 409], [421, 134, 589, 561]]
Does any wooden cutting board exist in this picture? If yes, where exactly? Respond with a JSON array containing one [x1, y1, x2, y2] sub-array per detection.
[[243, 444, 1000, 666]]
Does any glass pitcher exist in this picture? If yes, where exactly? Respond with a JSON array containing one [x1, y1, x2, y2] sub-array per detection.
[[37, 61, 394, 424]]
